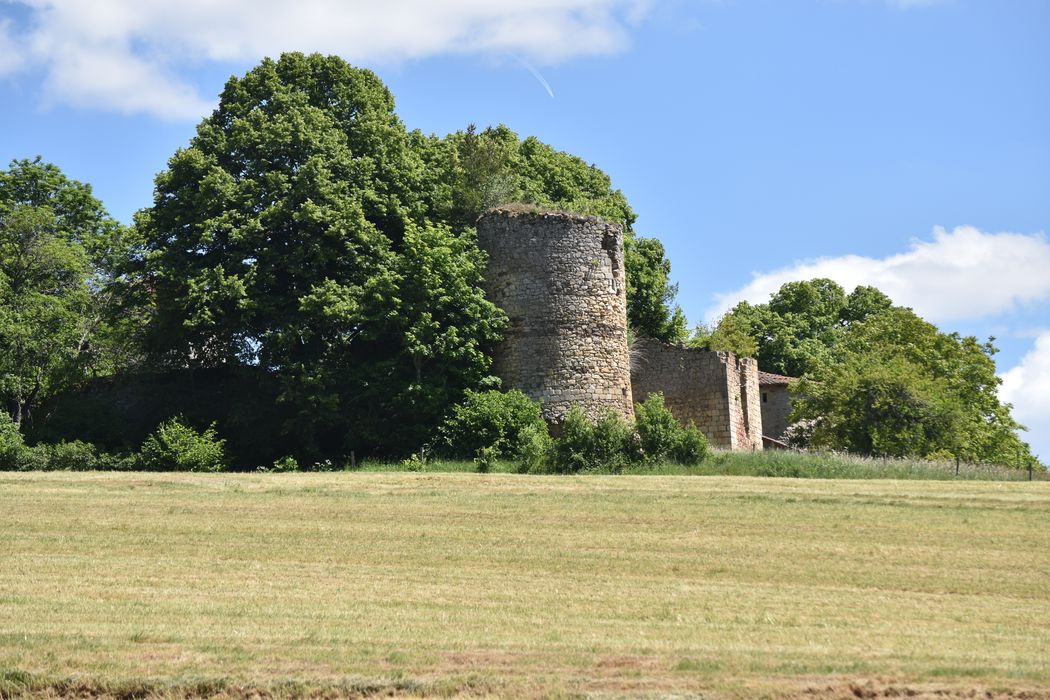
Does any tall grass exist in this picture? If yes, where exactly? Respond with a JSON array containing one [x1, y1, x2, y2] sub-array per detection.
[[358, 450, 1044, 481]]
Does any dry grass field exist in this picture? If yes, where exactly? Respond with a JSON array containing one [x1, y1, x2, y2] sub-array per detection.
[[2, 472, 1049, 698]]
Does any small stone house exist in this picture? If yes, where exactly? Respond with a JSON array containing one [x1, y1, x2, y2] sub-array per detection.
[[758, 371, 794, 442]]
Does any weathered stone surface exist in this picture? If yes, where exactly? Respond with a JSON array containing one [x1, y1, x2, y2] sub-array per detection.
[[760, 384, 792, 440], [630, 339, 763, 450], [477, 207, 634, 424]]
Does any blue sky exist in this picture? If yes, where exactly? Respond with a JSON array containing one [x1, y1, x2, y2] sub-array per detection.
[[1, 0, 1048, 459]]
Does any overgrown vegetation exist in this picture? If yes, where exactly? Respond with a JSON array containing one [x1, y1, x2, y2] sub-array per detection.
[[0, 52, 1041, 472]]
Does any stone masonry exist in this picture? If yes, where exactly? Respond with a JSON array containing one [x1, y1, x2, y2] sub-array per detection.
[[759, 371, 794, 441], [631, 338, 763, 450], [476, 206, 634, 424]]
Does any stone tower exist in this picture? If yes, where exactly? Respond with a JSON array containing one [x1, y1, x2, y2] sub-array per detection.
[[476, 206, 634, 424]]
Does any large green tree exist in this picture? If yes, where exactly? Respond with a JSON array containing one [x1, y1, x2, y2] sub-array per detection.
[[0, 159, 126, 428], [723, 279, 892, 376], [135, 54, 505, 460], [793, 307, 1036, 465]]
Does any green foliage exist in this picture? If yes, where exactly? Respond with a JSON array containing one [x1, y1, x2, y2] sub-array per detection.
[[634, 393, 708, 465], [688, 314, 758, 357], [135, 53, 506, 460], [0, 159, 133, 431], [549, 407, 637, 474], [0, 411, 24, 467], [474, 446, 498, 473], [625, 237, 688, 342], [672, 423, 709, 465], [267, 456, 300, 473], [793, 307, 1039, 466], [515, 423, 554, 474], [440, 389, 546, 460], [43, 441, 99, 471], [722, 279, 890, 377], [140, 417, 227, 472], [634, 393, 681, 461], [438, 123, 684, 341]]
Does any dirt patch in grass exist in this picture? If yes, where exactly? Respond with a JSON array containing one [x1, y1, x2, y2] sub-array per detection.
[[785, 677, 1050, 700]]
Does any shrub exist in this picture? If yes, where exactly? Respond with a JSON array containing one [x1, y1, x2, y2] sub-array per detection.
[[474, 446, 498, 473], [634, 393, 680, 461], [549, 407, 594, 474], [589, 410, 638, 473], [94, 452, 138, 471], [15, 445, 50, 472], [440, 389, 546, 460], [515, 422, 553, 474], [267, 456, 300, 472], [672, 423, 708, 465], [45, 441, 99, 471], [140, 417, 227, 472], [549, 407, 639, 474], [0, 413, 24, 469]]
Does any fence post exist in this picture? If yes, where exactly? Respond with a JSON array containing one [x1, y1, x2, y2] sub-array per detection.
[[955, 455, 960, 477], [1029, 466, 1034, 481]]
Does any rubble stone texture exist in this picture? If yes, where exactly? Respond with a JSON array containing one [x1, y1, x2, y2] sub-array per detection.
[[631, 338, 763, 450], [476, 207, 634, 424], [760, 383, 792, 440]]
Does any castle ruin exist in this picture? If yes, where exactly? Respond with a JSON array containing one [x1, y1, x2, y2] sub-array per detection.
[[631, 339, 762, 451], [476, 206, 635, 423], [477, 206, 763, 450]]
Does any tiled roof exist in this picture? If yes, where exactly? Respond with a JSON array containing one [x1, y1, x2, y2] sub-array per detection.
[[758, 370, 794, 386]]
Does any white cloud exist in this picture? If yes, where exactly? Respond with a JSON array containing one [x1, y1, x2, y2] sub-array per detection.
[[0, 18, 24, 75], [708, 226, 1050, 324], [0, 0, 649, 119], [1000, 331, 1050, 462]]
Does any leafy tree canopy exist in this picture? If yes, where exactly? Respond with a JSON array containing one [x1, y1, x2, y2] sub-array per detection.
[[0, 159, 127, 429], [135, 53, 505, 460], [722, 279, 892, 376], [793, 307, 1038, 466]]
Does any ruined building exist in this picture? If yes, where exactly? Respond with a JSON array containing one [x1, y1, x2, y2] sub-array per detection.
[[476, 206, 635, 423], [759, 371, 794, 442], [477, 206, 763, 450], [631, 339, 763, 451]]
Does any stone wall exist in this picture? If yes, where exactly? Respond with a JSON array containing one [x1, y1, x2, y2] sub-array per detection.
[[760, 384, 792, 440], [630, 339, 762, 450], [476, 206, 634, 424]]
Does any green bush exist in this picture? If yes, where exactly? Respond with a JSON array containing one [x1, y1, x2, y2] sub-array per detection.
[[672, 423, 709, 465], [474, 446, 498, 473], [515, 423, 553, 473], [140, 417, 227, 472], [634, 393, 680, 461], [549, 407, 639, 474], [0, 413, 24, 469], [45, 441, 99, 470], [267, 456, 300, 472], [15, 445, 50, 471], [440, 390, 547, 460], [94, 452, 138, 471]]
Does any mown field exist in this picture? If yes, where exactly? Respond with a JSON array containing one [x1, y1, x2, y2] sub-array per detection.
[[2, 472, 1049, 699]]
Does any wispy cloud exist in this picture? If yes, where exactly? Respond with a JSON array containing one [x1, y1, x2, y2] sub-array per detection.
[[1000, 331, 1050, 461], [1, 0, 650, 119], [708, 226, 1050, 324], [0, 18, 23, 75]]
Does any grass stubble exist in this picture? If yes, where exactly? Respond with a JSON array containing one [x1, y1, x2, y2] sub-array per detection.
[[1, 472, 1048, 698]]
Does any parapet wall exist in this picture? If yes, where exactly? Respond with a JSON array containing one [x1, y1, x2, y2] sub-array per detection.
[[630, 339, 762, 450], [476, 206, 634, 423]]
